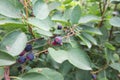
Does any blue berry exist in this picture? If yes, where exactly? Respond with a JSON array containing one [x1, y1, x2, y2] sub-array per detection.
[[92, 74, 97, 79], [24, 44, 32, 52], [26, 53, 34, 61], [54, 36, 62, 45], [18, 56, 26, 64], [57, 25, 62, 30]]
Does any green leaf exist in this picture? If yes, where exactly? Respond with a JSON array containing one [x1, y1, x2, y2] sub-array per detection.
[[22, 73, 48, 80], [48, 48, 68, 63], [113, 53, 119, 61], [63, 0, 73, 4], [70, 5, 81, 24], [34, 28, 53, 37], [105, 42, 116, 50], [68, 48, 92, 70], [33, 0, 50, 19], [0, 67, 4, 80], [81, 32, 97, 45], [0, 19, 22, 25], [52, 12, 68, 23], [68, 37, 79, 48], [110, 63, 120, 72], [77, 35, 92, 48], [63, 9, 72, 21], [48, 2, 61, 11], [22, 68, 64, 80], [60, 61, 73, 76], [99, 78, 108, 80], [82, 26, 102, 35], [0, 30, 27, 56], [48, 48, 92, 70], [0, 67, 4, 76], [0, 50, 16, 66], [75, 70, 91, 80], [38, 68, 64, 80], [28, 17, 54, 31], [109, 17, 120, 27], [110, 0, 120, 4], [0, 0, 22, 18], [79, 15, 100, 24], [115, 34, 120, 43]]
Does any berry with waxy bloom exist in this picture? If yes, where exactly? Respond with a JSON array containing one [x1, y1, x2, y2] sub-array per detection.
[[26, 53, 34, 61], [54, 36, 62, 45], [57, 25, 62, 30], [18, 56, 26, 64], [24, 44, 32, 52]]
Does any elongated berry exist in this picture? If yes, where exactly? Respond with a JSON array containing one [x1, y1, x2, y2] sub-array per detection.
[[24, 44, 32, 52], [18, 56, 26, 64], [26, 53, 34, 61], [19, 50, 26, 56], [57, 25, 62, 30], [54, 36, 62, 45]]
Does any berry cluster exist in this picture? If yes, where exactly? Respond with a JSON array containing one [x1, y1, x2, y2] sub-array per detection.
[[17, 44, 34, 64]]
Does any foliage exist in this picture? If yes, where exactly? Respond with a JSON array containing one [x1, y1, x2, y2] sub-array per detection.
[[0, 0, 120, 80]]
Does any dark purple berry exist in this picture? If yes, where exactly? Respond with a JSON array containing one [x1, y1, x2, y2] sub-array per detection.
[[57, 25, 62, 30], [54, 36, 62, 45], [52, 41, 57, 46], [18, 56, 26, 64], [19, 50, 26, 56], [26, 53, 34, 61], [24, 44, 32, 52]]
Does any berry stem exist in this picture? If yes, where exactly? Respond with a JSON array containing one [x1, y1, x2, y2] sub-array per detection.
[[35, 49, 48, 56], [91, 64, 109, 74]]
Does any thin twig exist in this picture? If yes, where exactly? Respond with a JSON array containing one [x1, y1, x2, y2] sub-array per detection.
[[91, 64, 109, 74], [35, 49, 48, 56], [24, 0, 28, 19], [28, 25, 36, 39], [27, 37, 44, 44]]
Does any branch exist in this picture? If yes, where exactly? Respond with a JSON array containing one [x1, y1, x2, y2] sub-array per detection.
[[109, 4, 118, 41], [98, 0, 109, 27], [28, 25, 36, 39], [99, 1, 102, 15], [23, 0, 36, 39]]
